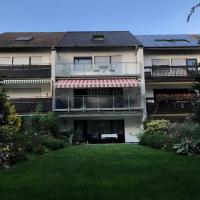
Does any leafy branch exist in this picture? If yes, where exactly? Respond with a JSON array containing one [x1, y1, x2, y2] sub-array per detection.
[[187, 2, 200, 22]]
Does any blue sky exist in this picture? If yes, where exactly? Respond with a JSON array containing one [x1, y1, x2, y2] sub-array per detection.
[[0, 0, 199, 34]]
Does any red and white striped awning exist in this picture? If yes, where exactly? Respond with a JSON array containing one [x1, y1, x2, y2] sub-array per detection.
[[55, 79, 139, 88]]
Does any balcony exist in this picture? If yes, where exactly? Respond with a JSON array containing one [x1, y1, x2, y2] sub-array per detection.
[[10, 98, 52, 114], [145, 65, 199, 81], [53, 95, 142, 113], [55, 62, 141, 78], [0, 64, 51, 79], [146, 97, 196, 116]]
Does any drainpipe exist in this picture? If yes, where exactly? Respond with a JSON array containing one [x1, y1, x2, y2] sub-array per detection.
[[51, 46, 57, 110], [136, 46, 147, 125]]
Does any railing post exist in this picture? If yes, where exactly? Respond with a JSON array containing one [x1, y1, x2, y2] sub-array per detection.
[[126, 63, 128, 77], [67, 96, 70, 113], [98, 96, 100, 112], [128, 95, 130, 112], [83, 96, 85, 112], [113, 95, 115, 111]]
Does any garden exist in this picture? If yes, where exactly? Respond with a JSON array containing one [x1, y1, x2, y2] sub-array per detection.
[[139, 74, 200, 155], [0, 83, 74, 168]]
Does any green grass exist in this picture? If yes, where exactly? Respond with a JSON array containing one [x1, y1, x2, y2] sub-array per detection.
[[0, 144, 200, 200]]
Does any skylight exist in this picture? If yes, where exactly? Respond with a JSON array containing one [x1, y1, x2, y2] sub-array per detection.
[[92, 34, 105, 41], [15, 36, 33, 41], [155, 39, 190, 43]]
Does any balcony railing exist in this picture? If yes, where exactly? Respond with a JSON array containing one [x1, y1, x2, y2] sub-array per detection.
[[0, 64, 51, 78], [145, 65, 199, 80], [55, 62, 141, 77], [53, 95, 142, 112], [146, 97, 196, 115], [9, 97, 52, 114]]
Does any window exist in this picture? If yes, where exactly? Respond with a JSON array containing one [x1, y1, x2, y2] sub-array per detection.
[[74, 57, 92, 64], [171, 58, 186, 66], [94, 56, 121, 64], [0, 57, 12, 65], [186, 59, 197, 66], [13, 57, 30, 65], [15, 36, 33, 41], [152, 59, 170, 66], [155, 39, 189, 43], [92, 34, 105, 41], [74, 57, 92, 71], [74, 88, 123, 96]]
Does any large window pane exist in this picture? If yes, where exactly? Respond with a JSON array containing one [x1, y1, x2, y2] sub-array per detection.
[[171, 58, 186, 66], [13, 57, 29, 65], [152, 59, 170, 66]]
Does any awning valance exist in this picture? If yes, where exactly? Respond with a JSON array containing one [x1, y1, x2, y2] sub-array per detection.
[[55, 78, 139, 89], [2, 79, 51, 84]]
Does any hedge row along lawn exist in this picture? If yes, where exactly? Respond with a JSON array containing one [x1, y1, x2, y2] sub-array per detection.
[[0, 144, 200, 200]]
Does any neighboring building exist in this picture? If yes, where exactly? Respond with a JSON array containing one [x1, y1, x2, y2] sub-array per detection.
[[0, 32, 65, 114], [0, 31, 146, 143], [136, 34, 200, 120]]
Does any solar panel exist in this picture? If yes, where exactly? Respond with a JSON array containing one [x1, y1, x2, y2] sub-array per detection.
[[135, 34, 200, 47], [15, 36, 33, 41]]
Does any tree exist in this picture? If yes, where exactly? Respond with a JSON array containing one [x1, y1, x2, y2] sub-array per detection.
[[187, 2, 200, 22], [0, 83, 21, 142], [192, 65, 200, 122]]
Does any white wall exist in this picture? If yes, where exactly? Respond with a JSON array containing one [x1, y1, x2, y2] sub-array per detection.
[[5, 83, 51, 98], [124, 116, 142, 143], [144, 53, 200, 66], [57, 50, 138, 63]]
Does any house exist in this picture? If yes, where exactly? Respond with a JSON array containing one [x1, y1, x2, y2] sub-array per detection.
[[136, 34, 200, 120], [0, 32, 65, 114], [0, 31, 199, 143], [0, 31, 146, 143]]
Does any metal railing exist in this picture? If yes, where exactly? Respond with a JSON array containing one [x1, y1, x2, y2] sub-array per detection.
[[146, 97, 196, 115], [9, 97, 52, 114], [53, 95, 142, 112], [0, 64, 51, 78], [55, 62, 141, 77], [144, 65, 199, 79]]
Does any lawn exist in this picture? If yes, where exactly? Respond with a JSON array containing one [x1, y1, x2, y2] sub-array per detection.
[[0, 144, 200, 200]]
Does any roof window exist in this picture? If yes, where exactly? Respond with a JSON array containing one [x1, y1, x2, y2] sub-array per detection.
[[155, 39, 190, 43], [15, 36, 33, 41], [92, 34, 105, 41]]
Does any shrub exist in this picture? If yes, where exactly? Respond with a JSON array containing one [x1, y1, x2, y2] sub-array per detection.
[[168, 122, 200, 140], [0, 142, 27, 168], [139, 133, 174, 150], [43, 137, 66, 151], [23, 109, 59, 137], [56, 129, 74, 144], [144, 119, 170, 135], [173, 138, 200, 155]]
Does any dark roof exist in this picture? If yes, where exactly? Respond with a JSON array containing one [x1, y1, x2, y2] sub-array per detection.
[[135, 34, 200, 48], [57, 31, 142, 47], [0, 32, 65, 48]]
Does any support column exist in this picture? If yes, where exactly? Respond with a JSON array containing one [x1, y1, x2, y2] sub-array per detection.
[[136, 47, 147, 123], [51, 47, 58, 110]]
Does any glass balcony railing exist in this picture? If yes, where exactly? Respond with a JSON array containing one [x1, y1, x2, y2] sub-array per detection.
[[144, 65, 199, 79], [55, 62, 141, 77], [53, 95, 142, 112]]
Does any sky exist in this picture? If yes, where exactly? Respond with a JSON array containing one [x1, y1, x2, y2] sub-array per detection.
[[0, 0, 199, 34]]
